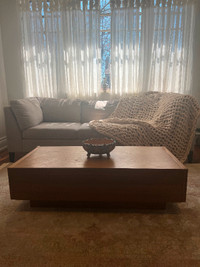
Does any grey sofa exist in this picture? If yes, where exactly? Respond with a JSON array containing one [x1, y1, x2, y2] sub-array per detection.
[[4, 97, 118, 161]]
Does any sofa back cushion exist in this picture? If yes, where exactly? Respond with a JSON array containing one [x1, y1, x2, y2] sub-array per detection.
[[81, 100, 118, 123], [40, 98, 81, 122], [10, 97, 43, 131]]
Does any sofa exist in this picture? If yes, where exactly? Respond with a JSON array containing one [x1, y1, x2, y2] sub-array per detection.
[[4, 92, 200, 163], [4, 97, 118, 162]]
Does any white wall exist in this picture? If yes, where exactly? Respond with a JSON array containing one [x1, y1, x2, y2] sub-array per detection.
[[0, 24, 8, 151], [192, 5, 200, 104], [192, 5, 200, 127], [0, 0, 24, 101]]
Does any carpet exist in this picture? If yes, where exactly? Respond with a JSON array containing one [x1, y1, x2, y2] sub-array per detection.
[[0, 163, 200, 267]]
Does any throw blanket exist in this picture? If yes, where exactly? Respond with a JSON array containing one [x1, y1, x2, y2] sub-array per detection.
[[89, 92, 200, 162]]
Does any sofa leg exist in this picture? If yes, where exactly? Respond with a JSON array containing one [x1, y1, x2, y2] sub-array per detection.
[[9, 152, 15, 162], [187, 150, 193, 163]]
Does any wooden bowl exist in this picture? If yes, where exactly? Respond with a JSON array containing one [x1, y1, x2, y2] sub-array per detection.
[[82, 138, 116, 158]]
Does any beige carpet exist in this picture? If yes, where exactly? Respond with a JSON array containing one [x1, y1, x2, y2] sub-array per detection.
[[0, 164, 200, 267]]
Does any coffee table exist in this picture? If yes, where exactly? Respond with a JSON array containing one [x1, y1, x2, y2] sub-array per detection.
[[8, 146, 188, 209]]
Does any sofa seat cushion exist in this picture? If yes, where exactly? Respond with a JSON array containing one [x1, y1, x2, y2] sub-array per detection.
[[77, 123, 104, 139], [23, 122, 104, 140], [23, 122, 82, 140]]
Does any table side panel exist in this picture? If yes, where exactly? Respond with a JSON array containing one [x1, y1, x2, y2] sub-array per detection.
[[8, 168, 187, 203]]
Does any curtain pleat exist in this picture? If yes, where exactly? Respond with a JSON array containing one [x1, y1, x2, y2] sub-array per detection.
[[110, 0, 197, 9]]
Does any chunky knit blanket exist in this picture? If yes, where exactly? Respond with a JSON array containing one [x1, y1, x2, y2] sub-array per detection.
[[89, 92, 200, 162]]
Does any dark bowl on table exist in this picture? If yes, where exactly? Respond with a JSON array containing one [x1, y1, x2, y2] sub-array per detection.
[[82, 138, 116, 158]]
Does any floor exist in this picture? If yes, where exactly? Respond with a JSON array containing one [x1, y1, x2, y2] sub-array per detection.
[[0, 149, 9, 165], [1, 163, 200, 266]]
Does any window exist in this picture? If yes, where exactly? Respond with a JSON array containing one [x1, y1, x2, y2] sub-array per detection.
[[20, 0, 195, 98]]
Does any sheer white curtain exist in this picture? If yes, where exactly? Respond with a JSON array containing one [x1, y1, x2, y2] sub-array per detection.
[[110, 0, 196, 95], [111, 6, 155, 95], [19, 0, 101, 98]]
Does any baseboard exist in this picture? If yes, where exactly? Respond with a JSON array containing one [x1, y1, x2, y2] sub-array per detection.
[[0, 136, 7, 152]]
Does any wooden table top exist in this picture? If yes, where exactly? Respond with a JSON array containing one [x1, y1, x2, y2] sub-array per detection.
[[9, 146, 186, 170]]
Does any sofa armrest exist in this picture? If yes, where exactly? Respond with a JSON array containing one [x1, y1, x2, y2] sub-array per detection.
[[4, 106, 23, 153]]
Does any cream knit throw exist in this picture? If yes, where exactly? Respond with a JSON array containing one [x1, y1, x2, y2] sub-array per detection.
[[89, 92, 200, 162]]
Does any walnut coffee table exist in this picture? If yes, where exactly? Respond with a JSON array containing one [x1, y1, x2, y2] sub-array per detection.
[[8, 146, 187, 209]]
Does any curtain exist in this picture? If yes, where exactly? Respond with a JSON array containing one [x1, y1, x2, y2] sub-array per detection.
[[19, 0, 101, 98], [111, 7, 155, 95], [110, 0, 196, 95]]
